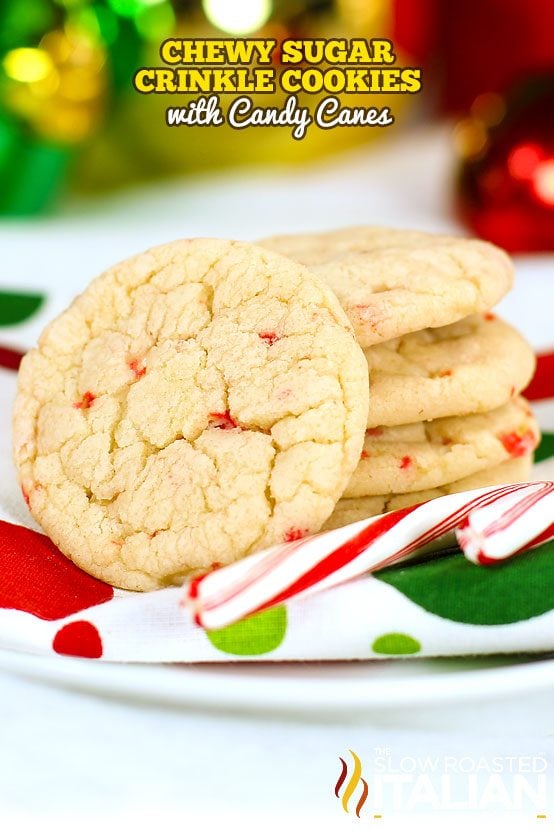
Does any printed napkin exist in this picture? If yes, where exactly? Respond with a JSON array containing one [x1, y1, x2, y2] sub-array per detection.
[[0, 287, 553, 662]]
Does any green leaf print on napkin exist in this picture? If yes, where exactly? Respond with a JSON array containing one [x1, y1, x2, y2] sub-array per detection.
[[0, 291, 44, 326], [375, 541, 554, 625], [535, 432, 554, 464], [206, 605, 287, 655]]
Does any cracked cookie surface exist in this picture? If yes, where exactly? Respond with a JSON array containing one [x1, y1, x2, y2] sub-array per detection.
[[364, 314, 536, 427], [259, 227, 513, 347], [324, 455, 533, 530], [344, 397, 539, 497], [13, 238, 369, 590]]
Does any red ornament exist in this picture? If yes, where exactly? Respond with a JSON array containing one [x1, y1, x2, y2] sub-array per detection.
[[456, 76, 554, 253], [524, 353, 554, 402]]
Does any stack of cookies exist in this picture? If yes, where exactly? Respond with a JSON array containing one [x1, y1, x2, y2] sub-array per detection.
[[13, 230, 539, 591], [260, 227, 539, 531]]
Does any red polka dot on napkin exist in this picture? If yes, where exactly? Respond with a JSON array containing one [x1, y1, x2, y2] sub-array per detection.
[[53, 621, 103, 658], [0, 520, 113, 620]]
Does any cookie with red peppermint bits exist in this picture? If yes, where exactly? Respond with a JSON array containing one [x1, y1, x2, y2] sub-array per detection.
[[363, 314, 535, 428], [13, 238, 369, 590], [324, 454, 533, 531], [343, 397, 539, 498], [259, 227, 513, 347]]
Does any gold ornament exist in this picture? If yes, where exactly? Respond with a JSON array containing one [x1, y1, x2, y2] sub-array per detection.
[[2, 24, 108, 144]]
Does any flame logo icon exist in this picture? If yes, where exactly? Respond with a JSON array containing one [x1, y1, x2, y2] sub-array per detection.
[[334, 749, 368, 817]]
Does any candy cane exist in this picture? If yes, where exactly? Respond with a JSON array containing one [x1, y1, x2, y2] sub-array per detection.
[[184, 481, 537, 630], [456, 480, 554, 564]]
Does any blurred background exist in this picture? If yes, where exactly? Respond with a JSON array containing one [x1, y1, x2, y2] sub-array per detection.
[[0, 0, 552, 254]]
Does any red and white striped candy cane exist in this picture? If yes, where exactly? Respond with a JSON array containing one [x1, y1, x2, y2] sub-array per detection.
[[184, 481, 535, 630], [456, 480, 554, 564]]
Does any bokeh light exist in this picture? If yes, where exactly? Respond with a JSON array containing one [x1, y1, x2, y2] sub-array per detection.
[[108, 0, 165, 19], [3, 48, 54, 83], [507, 143, 544, 181], [533, 159, 554, 205], [470, 92, 506, 127], [67, 6, 120, 47], [135, 3, 175, 40], [453, 117, 488, 160], [203, 0, 272, 35]]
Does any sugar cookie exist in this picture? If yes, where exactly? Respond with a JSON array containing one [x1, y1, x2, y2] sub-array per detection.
[[344, 397, 539, 498], [364, 314, 535, 427], [260, 227, 513, 346], [324, 455, 533, 531], [13, 239, 369, 590]]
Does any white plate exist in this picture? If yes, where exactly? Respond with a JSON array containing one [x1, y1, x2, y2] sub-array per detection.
[[1, 134, 554, 721], [1, 648, 553, 715]]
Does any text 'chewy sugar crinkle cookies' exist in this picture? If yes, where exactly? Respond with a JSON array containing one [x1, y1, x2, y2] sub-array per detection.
[[260, 226, 540, 527], [13, 239, 369, 590]]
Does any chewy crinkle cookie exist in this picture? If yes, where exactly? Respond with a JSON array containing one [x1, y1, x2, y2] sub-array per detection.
[[323, 455, 533, 531], [260, 227, 514, 347], [363, 313, 536, 428], [13, 239, 369, 590], [344, 397, 539, 498]]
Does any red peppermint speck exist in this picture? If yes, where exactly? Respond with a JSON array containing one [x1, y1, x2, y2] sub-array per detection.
[[284, 528, 308, 542], [352, 304, 381, 328], [400, 455, 413, 470], [499, 429, 536, 458], [442, 437, 453, 446], [361, 450, 370, 459], [276, 388, 292, 400], [128, 357, 146, 379], [484, 312, 496, 322], [73, 391, 95, 410], [259, 331, 280, 346], [21, 487, 30, 507], [365, 427, 383, 438], [208, 411, 238, 430], [438, 369, 453, 378], [510, 385, 516, 397]]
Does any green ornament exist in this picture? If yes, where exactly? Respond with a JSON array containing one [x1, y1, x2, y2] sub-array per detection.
[[0, 118, 72, 214]]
